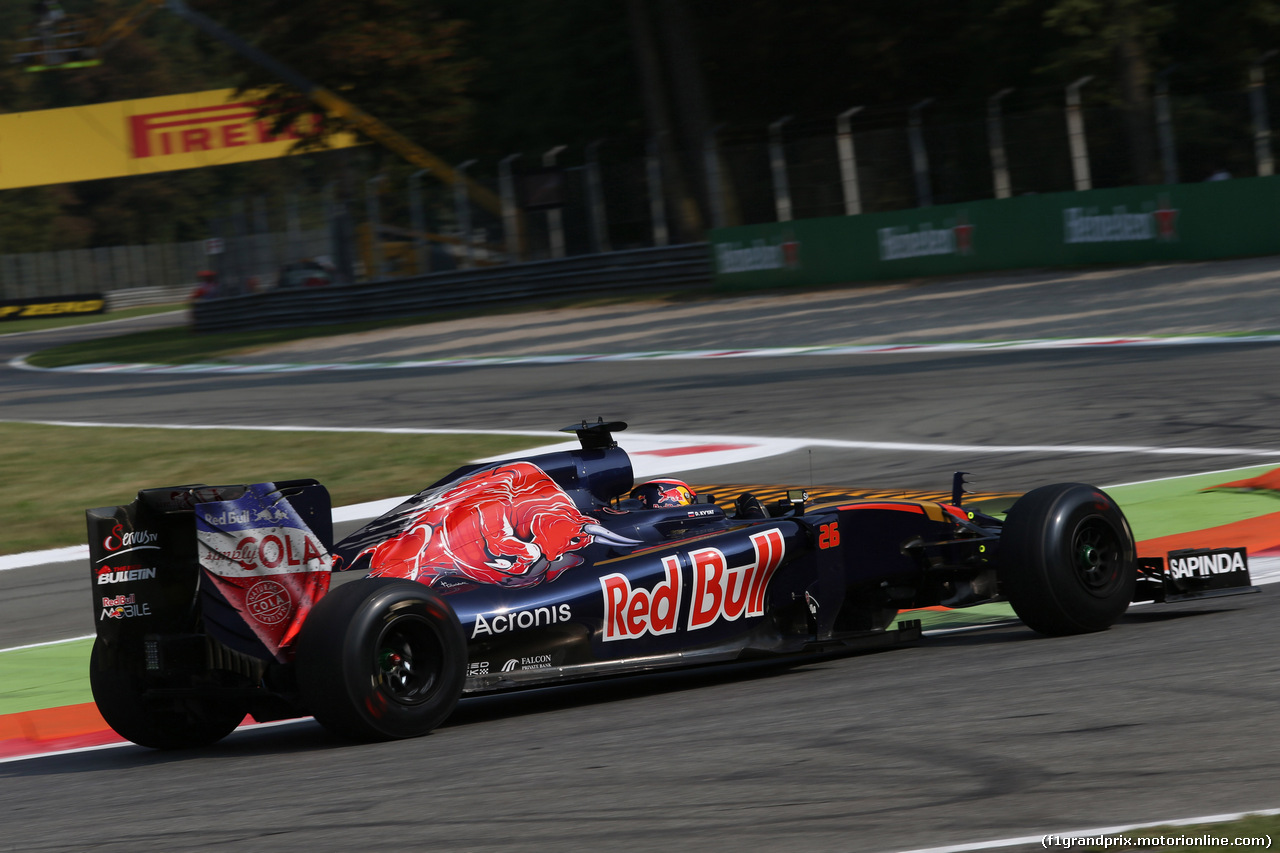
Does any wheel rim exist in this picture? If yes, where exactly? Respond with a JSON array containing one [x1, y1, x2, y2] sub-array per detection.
[[374, 614, 444, 706], [1071, 516, 1125, 598]]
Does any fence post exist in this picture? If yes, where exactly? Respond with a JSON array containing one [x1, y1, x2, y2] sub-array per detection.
[[111, 246, 130, 295], [453, 160, 478, 268], [129, 245, 146, 290], [645, 136, 670, 246], [586, 140, 611, 253], [987, 88, 1014, 199], [543, 146, 567, 259], [499, 154, 522, 262], [909, 98, 935, 207], [409, 168, 432, 274], [836, 106, 864, 216], [703, 125, 726, 229], [1066, 76, 1094, 191], [365, 175, 386, 280], [769, 115, 793, 221], [1155, 66, 1179, 185], [1251, 51, 1277, 177], [285, 192, 303, 265], [253, 195, 273, 286]]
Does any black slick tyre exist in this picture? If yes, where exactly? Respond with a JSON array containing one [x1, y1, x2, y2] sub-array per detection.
[[89, 637, 245, 749], [998, 483, 1137, 636], [294, 578, 465, 741]]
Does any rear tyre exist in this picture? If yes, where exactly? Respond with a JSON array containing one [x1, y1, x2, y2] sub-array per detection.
[[998, 483, 1137, 636], [89, 637, 245, 749], [295, 578, 465, 741]]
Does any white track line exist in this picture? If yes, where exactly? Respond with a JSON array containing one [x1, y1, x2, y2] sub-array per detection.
[[13, 332, 1280, 375], [0, 309, 184, 340], [891, 808, 1280, 853], [15, 420, 1280, 459], [0, 635, 94, 654], [4, 422, 1279, 575]]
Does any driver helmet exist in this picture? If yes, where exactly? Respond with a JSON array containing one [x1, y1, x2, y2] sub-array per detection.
[[630, 479, 696, 508]]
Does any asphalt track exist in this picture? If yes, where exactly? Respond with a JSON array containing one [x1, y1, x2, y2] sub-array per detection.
[[3, 259, 1280, 852]]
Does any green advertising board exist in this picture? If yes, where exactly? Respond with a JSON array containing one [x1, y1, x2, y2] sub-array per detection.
[[710, 177, 1280, 290]]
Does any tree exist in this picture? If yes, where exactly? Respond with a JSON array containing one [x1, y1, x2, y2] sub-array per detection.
[[195, 0, 478, 155], [1034, 0, 1175, 184]]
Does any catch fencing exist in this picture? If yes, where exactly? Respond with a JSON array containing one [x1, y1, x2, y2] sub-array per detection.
[[0, 242, 208, 302], [190, 243, 712, 333], [8, 73, 1280, 308]]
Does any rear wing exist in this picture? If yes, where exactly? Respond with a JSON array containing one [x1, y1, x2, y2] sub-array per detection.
[[87, 480, 334, 663]]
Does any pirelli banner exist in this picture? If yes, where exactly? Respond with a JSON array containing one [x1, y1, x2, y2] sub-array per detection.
[[0, 89, 360, 189], [0, 294, 104, 321], [711, 177, 1280, 289]]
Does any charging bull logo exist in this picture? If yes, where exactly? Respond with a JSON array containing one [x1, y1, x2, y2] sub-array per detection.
[[361, 462, 639, 588], [654, 486, 687, 506]]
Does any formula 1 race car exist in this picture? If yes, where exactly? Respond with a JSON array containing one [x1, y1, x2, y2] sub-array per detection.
[[85, 420, 1257, 748]]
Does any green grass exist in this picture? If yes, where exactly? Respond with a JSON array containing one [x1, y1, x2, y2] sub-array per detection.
[[1104, 465, 1280, 540], [0, 304, 184, 336], [27, 321, 408, 367], [0, 422, 559, 554], [0, 639, 93, 714], [1100, 814, 1280, 851]]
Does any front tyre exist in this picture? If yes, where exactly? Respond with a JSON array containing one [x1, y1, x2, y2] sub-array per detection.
[[998, 483, 1137, 637], [294, 579, 465, 741], [89, 637, 245, 749]]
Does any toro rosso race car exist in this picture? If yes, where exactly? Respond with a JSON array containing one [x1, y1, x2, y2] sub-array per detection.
[[85, 420, 1256, 748]]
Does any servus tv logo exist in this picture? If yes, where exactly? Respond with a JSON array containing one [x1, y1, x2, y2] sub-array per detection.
[[600, 528, 786, 641]]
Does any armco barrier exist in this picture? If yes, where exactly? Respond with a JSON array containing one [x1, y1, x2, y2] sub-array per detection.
[[191, 243, 712, 332], [710, 176, 1280, 289], [106, 284, 195, 309]]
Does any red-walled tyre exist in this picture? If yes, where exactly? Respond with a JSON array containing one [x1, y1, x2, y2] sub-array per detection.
[[998, 483, 1137, 636], [295, 578, 466, 741]]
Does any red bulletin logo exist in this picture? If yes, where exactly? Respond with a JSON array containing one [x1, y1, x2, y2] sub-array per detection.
[[129, 102, 308, 159], [601, 528, 786, 641]]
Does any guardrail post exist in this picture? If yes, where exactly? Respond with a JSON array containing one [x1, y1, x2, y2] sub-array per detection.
[[769, 115, 793, 221], [586, 140, 611, 254], [543, 146, 568, 258], [499, 153, 522, 262], [645, 135, 669, 246], [409, 168, 431, 274], [909, 98, 935, 207], [836, 106, 863, 216], [1066, 76, 1094, 191], [1251, 51, 1277, 176], [454, 159, 477, 268], [987, 88, 1014, 198]]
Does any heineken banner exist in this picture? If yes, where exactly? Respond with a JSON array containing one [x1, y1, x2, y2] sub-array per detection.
[[710, 177, 1280, 289]]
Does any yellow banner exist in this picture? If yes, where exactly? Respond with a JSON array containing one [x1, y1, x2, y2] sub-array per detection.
[[0, 89, 361, 190]]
